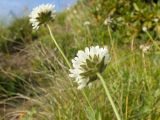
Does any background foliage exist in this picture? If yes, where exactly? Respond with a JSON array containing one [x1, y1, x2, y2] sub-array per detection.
[[0, 0, 160, 119]]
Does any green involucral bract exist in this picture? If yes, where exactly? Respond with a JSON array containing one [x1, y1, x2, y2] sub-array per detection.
[[80, 55, 107, 83]]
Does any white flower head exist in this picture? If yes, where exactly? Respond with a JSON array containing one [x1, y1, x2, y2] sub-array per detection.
[[104, 17, 113, 25], [140, 44, 151, 53], [73, 10, 77, 14], [83, 21, 91, 26], [153, 18, 159, 23], [29, 4, 56, 30], [69, 46, 110, 90], [142, 26, 147, 32]]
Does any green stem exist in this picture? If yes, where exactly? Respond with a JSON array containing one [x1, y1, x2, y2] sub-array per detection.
[[145, 31, 160, 50], [82, 91, 95, 115], [47, 25, 92, 113], [107, 25, 114, 49], [47, 24, 72, 68], [96, 73, 121, 120]]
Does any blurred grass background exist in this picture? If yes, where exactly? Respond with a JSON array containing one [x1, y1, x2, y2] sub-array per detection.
[[0, 0, 160, 119]]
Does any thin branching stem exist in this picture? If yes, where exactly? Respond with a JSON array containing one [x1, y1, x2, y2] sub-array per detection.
[[96, 72, 121, 120]]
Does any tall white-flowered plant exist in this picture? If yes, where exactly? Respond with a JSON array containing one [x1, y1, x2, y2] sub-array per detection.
[[29, 4, 56, 30], [69, 46, 110, 89]]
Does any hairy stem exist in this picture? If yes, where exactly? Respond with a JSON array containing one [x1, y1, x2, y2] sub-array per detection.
[[47, 24, 71, 68], [96, 72, 121, 120]]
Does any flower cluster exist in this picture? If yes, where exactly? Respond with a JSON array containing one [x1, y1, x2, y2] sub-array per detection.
[[83, 21, 91, 26], [69, 46, 110, 89], [140, 44, 151, 53], [29, 4, 56, 30], [29, 4, 111, 90]]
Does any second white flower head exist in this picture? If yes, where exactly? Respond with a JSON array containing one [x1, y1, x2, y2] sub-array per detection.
[[29, 4, 56, 30], [69, 46, 110, 90]]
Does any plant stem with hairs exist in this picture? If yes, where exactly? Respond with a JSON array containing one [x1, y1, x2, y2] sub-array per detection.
[[96, 72, 121, 120], [47, 24, 95, 116], [47, 24, 71, 68]]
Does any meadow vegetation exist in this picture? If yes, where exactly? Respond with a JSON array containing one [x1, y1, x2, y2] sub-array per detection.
[[0, 0, 160, 119]]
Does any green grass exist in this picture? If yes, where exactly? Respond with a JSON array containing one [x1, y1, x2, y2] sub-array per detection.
[[0, 0, 160, 120]]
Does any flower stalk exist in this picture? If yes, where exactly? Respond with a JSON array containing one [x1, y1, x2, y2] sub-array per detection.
[[96, 72, 121, 120], [82, 91, 95, 115], [47, 24, 72, 68]]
